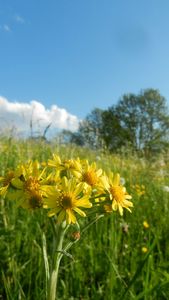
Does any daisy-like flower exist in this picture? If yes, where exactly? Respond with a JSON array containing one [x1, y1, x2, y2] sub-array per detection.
[[43, 176, 92, 224], [104, 173, 133, 216], [48, 154, 62, 168], [0, 171, 15, 196], [48, 154, 81, 178], [78, 160, 107, 195], [81, 160, 102, 186], [17, 190, 43, 210], [0, 165, 24, 196], [9, 161, 46, 209]]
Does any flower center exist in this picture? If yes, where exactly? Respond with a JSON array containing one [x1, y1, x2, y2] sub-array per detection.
[[61, 193, 73, 209], [29, 193, 42, 209], [83, 171, 97, 186], [24, 177, 40, 192], [110, 186, 124, 203]]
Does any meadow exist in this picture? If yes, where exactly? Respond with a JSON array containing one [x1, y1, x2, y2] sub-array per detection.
[[0, 137, 169, 300]]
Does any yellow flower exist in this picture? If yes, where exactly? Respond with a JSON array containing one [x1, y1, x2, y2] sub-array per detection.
[[0, 171, 15, 196], [105, 173, 133, 216], [11, 161, 46, 188], [132, 184, 145, 196], [0, 166, 24, 196], [9, 161, 46, 209], [81, 160, 102, 186], [142, 246, 148, 253], [143, 221, 149, 229], [48, 154, 62, 167], [77, 160, 107, 196], [13, 190, 43, 210], [48, 154, 81, 178], [104, 204, 113, 213], [43, 176, 92, 224]]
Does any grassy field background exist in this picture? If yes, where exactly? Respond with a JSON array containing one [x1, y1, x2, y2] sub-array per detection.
[[0, 137, 169, 300]]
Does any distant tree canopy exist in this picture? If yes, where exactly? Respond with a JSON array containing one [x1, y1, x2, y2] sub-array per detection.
[[59, 89, 169, 154], [78, 108, 104, 149], [102, 89, 169, 152]]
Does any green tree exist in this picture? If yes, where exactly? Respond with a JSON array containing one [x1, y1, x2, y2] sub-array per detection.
[[138, 89, 169, 152], [103, 89, 169, 153], [78, 108, 104, 149], [57, 129, 85, 146], [101, 106, 131, 151]]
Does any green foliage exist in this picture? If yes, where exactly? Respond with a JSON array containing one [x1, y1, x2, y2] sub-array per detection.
[[72, 89, 169, 155], [115, 89, 169, 153], [101, 106, 131, 151], [0, 138, 169, 299], [78, 108, 104, 149]]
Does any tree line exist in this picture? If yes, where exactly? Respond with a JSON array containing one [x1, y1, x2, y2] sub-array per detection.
[[59, 89, 169, 154]]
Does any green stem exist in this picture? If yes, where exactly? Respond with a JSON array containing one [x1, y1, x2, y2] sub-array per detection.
[[81, 214, 104, 234], [47, 220, 68, 300], [47, 215, 104, 299]]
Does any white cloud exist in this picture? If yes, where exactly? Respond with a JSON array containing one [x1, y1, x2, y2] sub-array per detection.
[[0, 96, 80, 137], [3, 24, 11, 32], [0, 14, 25, 33], [14, 15, 25, 24]]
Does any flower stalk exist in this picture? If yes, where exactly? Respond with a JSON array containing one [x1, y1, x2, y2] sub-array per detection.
[[47, 220, 68, 300]]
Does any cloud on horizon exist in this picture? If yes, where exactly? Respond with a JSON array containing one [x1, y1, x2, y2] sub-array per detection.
[[0, 96, 80, 137]]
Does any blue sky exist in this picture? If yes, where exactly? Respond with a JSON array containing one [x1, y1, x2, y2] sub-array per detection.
[[1, 0, 169, 133]]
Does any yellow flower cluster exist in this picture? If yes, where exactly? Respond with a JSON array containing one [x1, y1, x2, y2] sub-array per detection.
[[131, 184, 146, 196], [0, 155, 133, 224]]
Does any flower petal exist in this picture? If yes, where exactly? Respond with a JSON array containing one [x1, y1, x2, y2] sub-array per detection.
[[73, 207, 86, 217], [66, 209, 76, 224]]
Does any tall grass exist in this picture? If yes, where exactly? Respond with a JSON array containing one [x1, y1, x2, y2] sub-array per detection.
[[0, 137, 169, 299]]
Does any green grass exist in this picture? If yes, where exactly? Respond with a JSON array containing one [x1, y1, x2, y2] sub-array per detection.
[[0, 137, 169, 299]]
